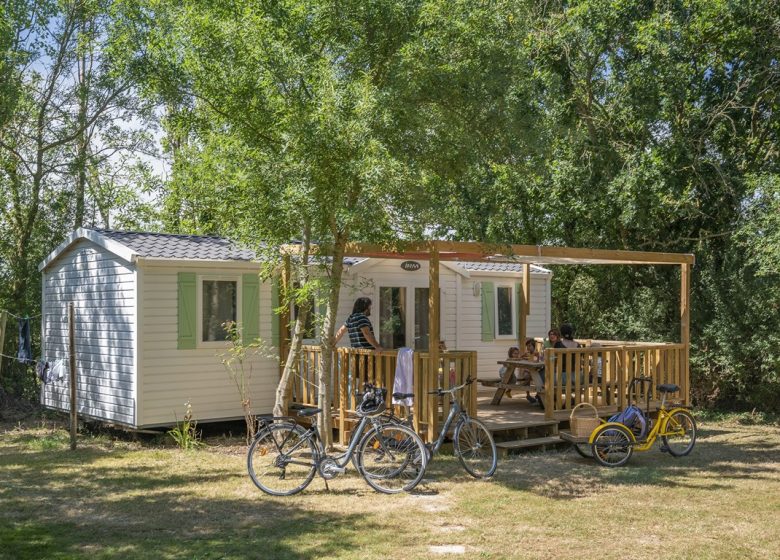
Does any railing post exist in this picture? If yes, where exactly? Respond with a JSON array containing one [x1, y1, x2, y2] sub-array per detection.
[[618, 346, 627, 411], [338, 348, 347, 445], [543, 349, 553, 420], [469, 352, 478, 417]]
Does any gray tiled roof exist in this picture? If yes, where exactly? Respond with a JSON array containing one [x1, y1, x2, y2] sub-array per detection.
[[94, 229, 368, 265], [459, 262, 551, 274], [95, 229, 257, 261]]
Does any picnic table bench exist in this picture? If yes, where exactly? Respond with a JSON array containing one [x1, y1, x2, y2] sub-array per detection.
[[481, 359, 545, 405]]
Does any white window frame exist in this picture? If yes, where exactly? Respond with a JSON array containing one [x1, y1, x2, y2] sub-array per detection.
[[196, 274, 242, 348], [494, 284, 515, 339]]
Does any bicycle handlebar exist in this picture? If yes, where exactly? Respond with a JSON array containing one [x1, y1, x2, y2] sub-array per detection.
[[428, 376, 475, 396]]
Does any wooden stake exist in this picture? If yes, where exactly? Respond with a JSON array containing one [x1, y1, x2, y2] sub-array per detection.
[[0, 310, 7, 386], [68, 302, 77, 450]]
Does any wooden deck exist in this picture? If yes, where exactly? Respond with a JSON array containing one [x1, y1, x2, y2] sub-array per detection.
[[475, 386, 620, 455]]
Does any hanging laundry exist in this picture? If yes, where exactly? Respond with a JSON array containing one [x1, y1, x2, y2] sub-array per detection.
[[36, 361, 51, 384], [50, 359, 65, 382], [17, 317, 32, 365], [392, 347, 415, 406]]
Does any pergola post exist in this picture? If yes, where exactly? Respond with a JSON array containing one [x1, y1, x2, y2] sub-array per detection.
[[681, 263, 691, 404], [428, 246, 440, 442], [518, 263, 531, 347]]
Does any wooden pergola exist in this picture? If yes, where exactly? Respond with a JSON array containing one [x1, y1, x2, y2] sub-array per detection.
[[337, 241, 695, 398], [284, 241, 694, 440]]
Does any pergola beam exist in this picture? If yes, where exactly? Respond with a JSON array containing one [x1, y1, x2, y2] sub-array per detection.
[[332, 241, 694, 266]]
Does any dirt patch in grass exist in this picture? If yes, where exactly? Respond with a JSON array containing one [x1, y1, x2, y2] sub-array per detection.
[[1, 416, 779, 559]]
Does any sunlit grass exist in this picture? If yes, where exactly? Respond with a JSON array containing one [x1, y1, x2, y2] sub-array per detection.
[[1, 416, 779, 559]]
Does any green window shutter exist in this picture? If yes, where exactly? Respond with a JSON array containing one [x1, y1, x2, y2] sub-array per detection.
[[270, 280, 280, 347], [481, 281, 495, 342], [177, 272, 196, 349], [516, 282, 522, 335], [242, 273, 260, 344]]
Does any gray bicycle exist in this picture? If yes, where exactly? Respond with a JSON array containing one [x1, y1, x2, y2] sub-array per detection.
[[248, 385, 428, 496], [387, 377, 498, 479]]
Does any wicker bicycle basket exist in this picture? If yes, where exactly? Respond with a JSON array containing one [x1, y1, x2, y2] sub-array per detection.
[[569, 403, 601, 438]]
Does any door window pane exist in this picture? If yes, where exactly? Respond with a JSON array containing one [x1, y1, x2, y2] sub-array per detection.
[[414, 288, 430, 350], [202, 280, 237, 342], [379, 287, 406, 348], [496, 286, 513, 336]]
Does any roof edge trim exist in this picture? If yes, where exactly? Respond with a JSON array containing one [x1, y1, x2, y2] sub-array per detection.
[[38, 228, 138, 272]]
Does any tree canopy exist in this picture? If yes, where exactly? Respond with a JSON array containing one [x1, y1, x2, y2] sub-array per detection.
[[1, 0, 779, 412]]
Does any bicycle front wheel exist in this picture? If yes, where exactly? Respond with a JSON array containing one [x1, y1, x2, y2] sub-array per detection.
[[356, 424, 427, 494], [454, 418, 497, 478], [247, 422, 318, 496], [661, 410, 697, 457], [591, 424, 634, 467]]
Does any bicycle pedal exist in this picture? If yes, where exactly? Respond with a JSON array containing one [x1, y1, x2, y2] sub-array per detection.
[[659, 444, 670, 453]]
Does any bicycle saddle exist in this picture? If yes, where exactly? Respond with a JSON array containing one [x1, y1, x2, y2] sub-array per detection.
[[296, 407, 322, 417], [657, 384, 680, 394]]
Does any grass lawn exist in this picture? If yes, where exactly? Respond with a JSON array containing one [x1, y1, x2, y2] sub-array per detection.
[[1, 415, 778, 560]]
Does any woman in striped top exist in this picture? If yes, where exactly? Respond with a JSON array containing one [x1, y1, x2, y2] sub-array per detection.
[[334, 297, 383, 350]]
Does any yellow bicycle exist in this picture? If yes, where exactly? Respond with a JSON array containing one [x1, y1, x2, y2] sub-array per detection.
[[589, 377, 697, 467]]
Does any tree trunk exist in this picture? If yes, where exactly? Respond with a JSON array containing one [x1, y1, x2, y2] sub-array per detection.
[[273, 231, 312, 418], [317, 230, 348, 449]]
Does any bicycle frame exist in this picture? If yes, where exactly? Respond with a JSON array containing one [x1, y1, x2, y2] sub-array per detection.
[[588, 389, 690, 452], [429, 395, 467, 455], [390, 378, 473, 454], [260, 413, 381, 471]]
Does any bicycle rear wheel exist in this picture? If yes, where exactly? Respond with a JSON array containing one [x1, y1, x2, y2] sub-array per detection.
[[661, 410, 697, 457], [356, 424, 427, 494], [247, 422, 318, 496], [591, 424, 634, 467], [454, 418, 497, 478]]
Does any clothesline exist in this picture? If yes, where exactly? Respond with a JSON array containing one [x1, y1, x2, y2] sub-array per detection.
[[0, 351, 36, 362], [1, 309, 41, 320]]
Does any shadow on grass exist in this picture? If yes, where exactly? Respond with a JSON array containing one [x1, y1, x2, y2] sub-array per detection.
[[491, 423, 780, 500], [0, 442, 382, 560]]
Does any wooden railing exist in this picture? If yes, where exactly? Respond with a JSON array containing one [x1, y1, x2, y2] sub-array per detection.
[[291, 346, 478, 443], [542, 343, 688, 419]]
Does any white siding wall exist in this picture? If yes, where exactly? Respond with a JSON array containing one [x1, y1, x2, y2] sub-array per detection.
[[337, 260, 551, 379], [138, 265, 278, 427], [41, 240, 136, 425], [337, 260, 458, 349], [458, 274, 551, 378]]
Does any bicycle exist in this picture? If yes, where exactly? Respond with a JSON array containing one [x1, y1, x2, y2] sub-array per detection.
[[589, 376, 697, 467], [386, 377, 498, 479], [247, 384, 428, 495]]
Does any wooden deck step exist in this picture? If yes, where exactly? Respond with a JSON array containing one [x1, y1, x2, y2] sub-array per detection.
[[481, 419, 558, 432], [495, 436, 566, 456]]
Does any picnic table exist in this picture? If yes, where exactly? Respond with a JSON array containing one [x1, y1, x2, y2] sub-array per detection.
[[482, 359, 545, 406]]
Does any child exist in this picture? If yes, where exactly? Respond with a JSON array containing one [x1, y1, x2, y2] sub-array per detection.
[[520, 338, 540, 404], [498, 346, 521, 398]]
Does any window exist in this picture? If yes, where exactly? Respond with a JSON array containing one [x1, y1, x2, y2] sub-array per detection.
[[202, 280, 237, 342], [496, 285, 514, 337]]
